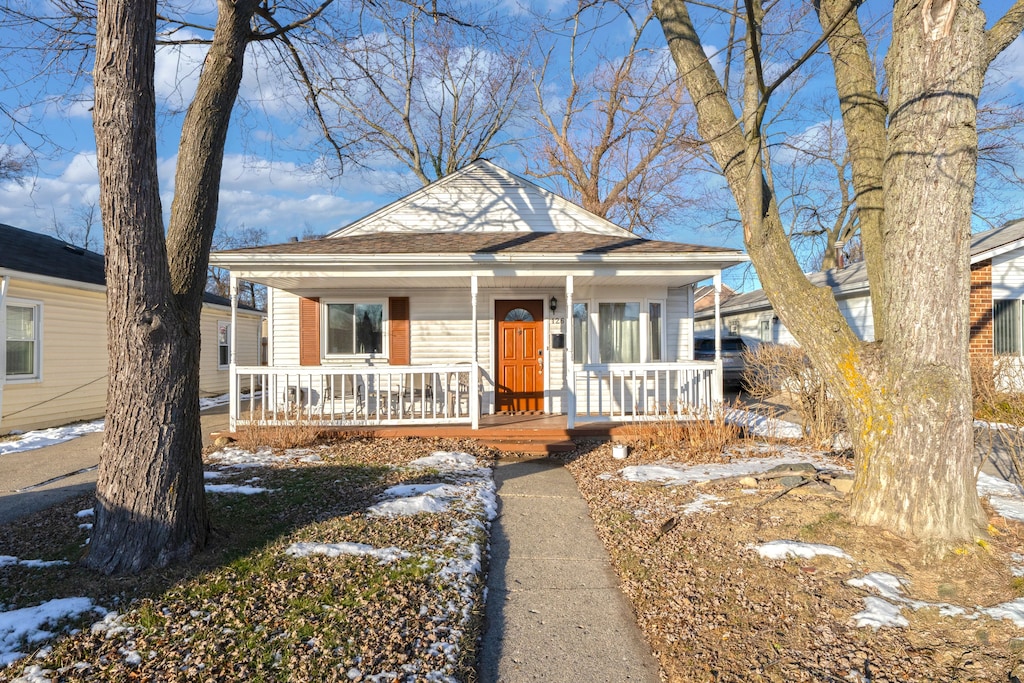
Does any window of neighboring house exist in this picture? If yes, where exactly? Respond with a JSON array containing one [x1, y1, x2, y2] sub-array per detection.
[[648, 302, 663, 361], [599, 302, 641, 363], [994, 299, 1022, 354], [6, 302, 41, 380], [759, 318, 772, 343], [573, 302, 589, 363], [325, 302, 384, 356], [217, 321, 230, 369]]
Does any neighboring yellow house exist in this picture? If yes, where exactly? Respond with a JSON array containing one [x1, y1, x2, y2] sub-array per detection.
[[0, 223, 264, 434]]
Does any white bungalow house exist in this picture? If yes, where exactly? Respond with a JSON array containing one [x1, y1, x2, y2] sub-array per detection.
[[0, 223, 265, 434], [210, 161, 747, 431], [693, 219, 1024, 384]]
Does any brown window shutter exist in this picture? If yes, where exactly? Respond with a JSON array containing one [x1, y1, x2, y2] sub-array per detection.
[[389, 297, 411, 365], [299, 296, 321, 366]]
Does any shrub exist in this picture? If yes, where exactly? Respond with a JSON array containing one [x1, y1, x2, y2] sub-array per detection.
[[742, 343, 843, 445]]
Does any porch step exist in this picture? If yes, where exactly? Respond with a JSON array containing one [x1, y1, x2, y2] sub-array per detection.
[[479, 438, 578, 455]]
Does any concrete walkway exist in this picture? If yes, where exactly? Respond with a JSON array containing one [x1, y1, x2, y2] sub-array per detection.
[[0, 405, 230, 525], [479, 459, 661, 682]]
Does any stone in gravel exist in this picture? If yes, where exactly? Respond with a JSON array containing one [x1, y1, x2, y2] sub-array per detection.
[[738, 476, 758, 488], [767, 462, 817, 475], [829, 477, 854, 494], [779, 475, 806, 487], [214, 436, 236, 447]]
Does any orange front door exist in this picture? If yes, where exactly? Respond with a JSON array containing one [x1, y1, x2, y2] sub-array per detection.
[[495, 300, 544, 412]]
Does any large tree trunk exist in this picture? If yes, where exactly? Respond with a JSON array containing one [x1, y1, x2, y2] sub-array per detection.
[[653, 0, 996, 547], [847, 0, 987, 540], [88, 0, 254, 574], [89, 0, 209, 574]]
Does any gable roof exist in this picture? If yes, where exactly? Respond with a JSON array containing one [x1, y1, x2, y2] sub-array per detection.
[[329, 160, 633, 238], [0, 223, 258, 310], [697, 218, 1024, 320]]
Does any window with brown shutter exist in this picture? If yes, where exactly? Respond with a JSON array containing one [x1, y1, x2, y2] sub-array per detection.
[[298, 296, 320, 366], [389, 297, 410, 365]]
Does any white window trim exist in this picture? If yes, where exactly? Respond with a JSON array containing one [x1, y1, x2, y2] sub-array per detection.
[[5, 298, 43, 383], [321, 299, 389, 361], [648, 299, 666, 362], [590, 297, 654, 365], [217, 320, 231, 371]]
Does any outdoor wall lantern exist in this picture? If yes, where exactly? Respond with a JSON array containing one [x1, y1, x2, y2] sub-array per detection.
[[550, 296, 558, 313]]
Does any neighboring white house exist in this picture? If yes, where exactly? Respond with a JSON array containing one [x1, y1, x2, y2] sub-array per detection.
[[0, 224, 266, 434], [210, 160, 747, 430], [694, 220, 1024, 370]]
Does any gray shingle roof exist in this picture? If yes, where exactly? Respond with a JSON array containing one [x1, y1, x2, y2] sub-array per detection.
[[0, 223, 256, 309], [216, 231, 739, 257]]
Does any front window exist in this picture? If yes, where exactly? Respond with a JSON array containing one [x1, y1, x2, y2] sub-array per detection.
[[6, 303, 41, 380], [995, 299, 1021, 355], [573, 303, 588, 363], [217, 321, 230, 369], [648, 302, 663, 361], [599, 302, 640, 363], [326, 302, 384, 356]]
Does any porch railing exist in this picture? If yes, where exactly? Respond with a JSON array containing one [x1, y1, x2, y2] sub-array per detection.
[[230, 364, 477, 430], [573, 361, 722, 422]]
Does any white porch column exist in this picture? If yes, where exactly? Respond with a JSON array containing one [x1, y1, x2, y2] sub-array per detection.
[[470, 275, 480, 430], [565, 275, 575, 429], [713, 272, 723, 404], [229, 275, 239, 431]]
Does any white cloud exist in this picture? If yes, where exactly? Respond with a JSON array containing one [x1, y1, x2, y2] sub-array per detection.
[[991, 35, 1024, 90]]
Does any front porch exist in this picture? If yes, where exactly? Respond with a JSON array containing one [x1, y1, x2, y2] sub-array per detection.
[[229, 360, 724, 435]]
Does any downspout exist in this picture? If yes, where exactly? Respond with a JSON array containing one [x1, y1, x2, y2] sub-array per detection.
[[229, 275, 238, 432], [0, 275, 8, 431], [470, 275, 479, 430], [565, 275, 575, 429]]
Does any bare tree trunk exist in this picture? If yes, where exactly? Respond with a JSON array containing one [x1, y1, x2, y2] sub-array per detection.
[[653, 0, 1009, 547], [88, 0, 254, 573], [89, 0, 209, 573]]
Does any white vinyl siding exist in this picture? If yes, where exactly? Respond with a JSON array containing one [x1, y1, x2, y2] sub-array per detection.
[[666, 287, 691, 361], [269, 288, 300, 366]]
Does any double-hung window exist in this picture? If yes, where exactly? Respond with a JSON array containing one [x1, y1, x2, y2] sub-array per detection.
[[599, 302, 641, 363], [573, 303, 589, 363], [217, 321, 231, 369], [325, 302, 384, 356], [995, 299, 1022, 355], [6, 302, 41, 381]]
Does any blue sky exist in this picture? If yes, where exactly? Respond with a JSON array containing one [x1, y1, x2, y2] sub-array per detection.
[[1, 0, 1023, 292]]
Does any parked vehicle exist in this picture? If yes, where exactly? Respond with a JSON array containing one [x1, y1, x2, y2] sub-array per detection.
[[694, 337, 747, 386]]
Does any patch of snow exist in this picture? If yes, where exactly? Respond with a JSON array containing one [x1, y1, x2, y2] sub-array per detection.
[[367, 495, 452, 517], [620, 455, 834, 487], [409, 451, 481, 470], [204, 484, 271, 495], [206, 446, 321, 468], [382, 483, 465, 498], [90, 612, 130, 639], [11, 664, 55, 682], [0, 556, 67, 569], [851, 596, 909, 629], [977, 472, 1024, 523], [755, 540, 853, 561], [75, 508, 93, 518], [285, 542, 411, 564], [846, 572, 907, 601], [725, 408, 803, 439], [0, 421, 104, 458], [681, 494, 728, 515], [203, 471, 224, 480], [980, 598, 1024, 627], [0, 598, 103, 666]]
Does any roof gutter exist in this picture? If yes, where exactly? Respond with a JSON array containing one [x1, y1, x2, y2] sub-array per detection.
[[0, 267, 107, 294], [209, 251, 750, 268]]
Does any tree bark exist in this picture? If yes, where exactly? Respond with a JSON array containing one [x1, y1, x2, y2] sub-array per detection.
[[87, 0, 255, 574], [89, 0, 209, 573], [653, 0, 1004, 547]]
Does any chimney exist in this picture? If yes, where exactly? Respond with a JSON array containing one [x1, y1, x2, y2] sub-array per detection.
[[833, 239, 845, 270]]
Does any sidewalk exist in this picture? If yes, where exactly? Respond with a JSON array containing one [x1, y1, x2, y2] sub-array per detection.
[[479, 459, 660, 682], [0, 405, 230, 525]]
